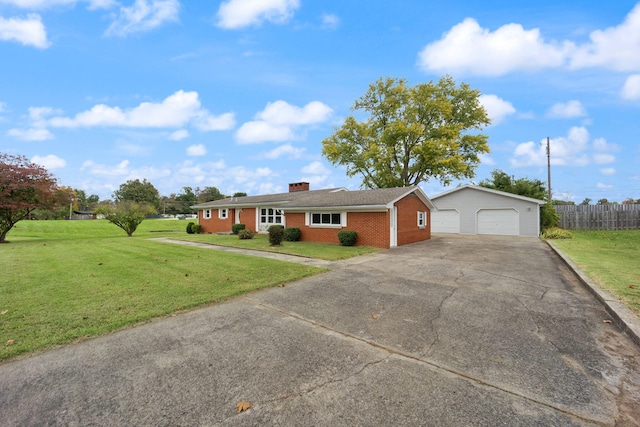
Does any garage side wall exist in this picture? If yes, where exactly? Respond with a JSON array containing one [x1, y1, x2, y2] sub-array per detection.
[[433, 188, 541, 236], [395, 193, 431, 245]]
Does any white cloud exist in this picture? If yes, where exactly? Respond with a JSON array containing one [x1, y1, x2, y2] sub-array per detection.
[[46, 90, 234, 131], [236, 100, 332, 144], [81, 159, 130, 176], [510, 126, 591, 167], [600, 167, 616, 176], [417, 18, 570, 76], [546, 100, 587, 118], [262, 143, 305, 159], [194, 112, 236, 131], [596, 182, 613, 189], [621, 74, 640, 100], [257, 100, 333, 126], [8, 127, 54, 140], [0, 14, 49, 48], [417, 4, 640, 76], [168, 129, 189, 141], [236, 121, 293, 144], [0, 0, 114, 8], [105, 0, 180, 37], [31, 154, 66, 169], [479, 153, 495, 166], [593, 153, 615, 164], [186, 144, 206, 156], [321, 13, 339, 30], [570, 3, 640, 71], [478, 94, 515, 125], [593, 137, 618, 152], [217, 0, 299, 29], [301, 161, 330, 176]]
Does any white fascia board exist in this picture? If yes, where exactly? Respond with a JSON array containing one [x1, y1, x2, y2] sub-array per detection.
[[431, 184, 545, 205], [387, 187, 437, 211]]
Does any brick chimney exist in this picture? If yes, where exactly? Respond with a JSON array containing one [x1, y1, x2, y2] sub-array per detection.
[[289, 182, 310, 192]]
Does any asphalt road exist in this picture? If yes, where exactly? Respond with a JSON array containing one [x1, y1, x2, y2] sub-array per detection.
[[1, 235, 639, 426]]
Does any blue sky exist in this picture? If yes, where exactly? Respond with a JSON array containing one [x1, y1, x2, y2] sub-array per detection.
[[1, 0, 639, 203]]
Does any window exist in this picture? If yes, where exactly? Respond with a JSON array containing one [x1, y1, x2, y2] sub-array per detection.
[[204, 209, 211, 219], [311, 213, 342, 226], [417, 211, 427, 229], [218, 208, 228, 219], [259, 208, 283, 225]]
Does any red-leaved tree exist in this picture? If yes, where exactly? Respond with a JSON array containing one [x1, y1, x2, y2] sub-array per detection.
[[0, 153, 58, 243]]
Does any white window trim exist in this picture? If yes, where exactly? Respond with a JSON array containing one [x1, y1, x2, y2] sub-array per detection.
[[417, 211, 427, 229], [218, 208, 228, 219], [204, 209, 211, 219], [307, 212, 346, 228]]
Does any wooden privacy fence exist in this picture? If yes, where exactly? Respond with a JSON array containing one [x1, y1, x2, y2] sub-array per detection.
[[554, 204, 640, 230]]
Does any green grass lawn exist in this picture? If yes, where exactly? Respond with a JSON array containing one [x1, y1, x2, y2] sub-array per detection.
[[177, 233, 379, 261], [550, 229, 640, 316], [1, 219, 327, 361]]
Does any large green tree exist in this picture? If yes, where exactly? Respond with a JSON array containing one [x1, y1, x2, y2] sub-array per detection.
[[175, 186, 198, 214], [322, 76, 490, 188], [196, 186, 225, 203], [0, 153, 59, 242], [113, 179, 160, 212], [479, 169, 546, 200]]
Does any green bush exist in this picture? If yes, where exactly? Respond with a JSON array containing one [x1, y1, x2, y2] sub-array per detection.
[[283, 227, 301, 242], [338, 230, 357, 246], [186, 222, 195, 234], [540, 203, 559, 231], [238, 229, 255, 240], [268, 224, 285, 246], [231, 223, 245, 235], [191, 224, 202, 234], [542, 227, 573, 239]]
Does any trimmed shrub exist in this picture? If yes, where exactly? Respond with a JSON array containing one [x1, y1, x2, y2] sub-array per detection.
[[238, 229, 255, 240], [186, 222, 195, 234], [542, 227, 573, 239], [231, 223, 245, 235], [268, 224, 285, 246], [540, 203, 559, 231], [338, 230, 357, 246], [283, 227, 301, 242], [191, 224, 202, 234]]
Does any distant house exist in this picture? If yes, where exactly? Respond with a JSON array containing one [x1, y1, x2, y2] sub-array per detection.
[[71, 210, 97, 220], [191, 182, 435, 248], [430, 185, 545, 237]]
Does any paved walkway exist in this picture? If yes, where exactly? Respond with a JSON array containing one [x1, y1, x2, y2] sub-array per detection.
[[2, 235, 639, 426]]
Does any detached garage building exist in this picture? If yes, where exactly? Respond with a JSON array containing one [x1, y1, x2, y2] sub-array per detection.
[[431, 185, 545, 237]]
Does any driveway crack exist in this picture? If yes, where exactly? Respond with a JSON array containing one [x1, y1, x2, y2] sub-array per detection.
[[245, 297, 614, 427]]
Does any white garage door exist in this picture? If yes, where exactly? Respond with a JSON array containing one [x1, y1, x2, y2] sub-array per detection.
[[477, 209, 519, 236], [431, 210, 460, 233]]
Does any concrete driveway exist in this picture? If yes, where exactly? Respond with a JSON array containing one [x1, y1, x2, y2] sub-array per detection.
[[1, 235, 639, 426]]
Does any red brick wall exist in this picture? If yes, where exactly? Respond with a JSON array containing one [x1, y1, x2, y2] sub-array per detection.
[[395, 193, 431, 245], [198, 193, 430, 247], [197, 208, 234, 233], [284, 211, 390, 248]]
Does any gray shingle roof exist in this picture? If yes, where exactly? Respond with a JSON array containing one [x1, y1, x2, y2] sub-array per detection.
[[192, 185, 434, 210]]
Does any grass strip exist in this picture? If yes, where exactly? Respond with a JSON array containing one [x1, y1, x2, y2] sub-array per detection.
[[551, 229, 640, 316]]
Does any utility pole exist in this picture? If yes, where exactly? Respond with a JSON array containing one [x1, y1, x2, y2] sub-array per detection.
[[546, 136, 552, 202]]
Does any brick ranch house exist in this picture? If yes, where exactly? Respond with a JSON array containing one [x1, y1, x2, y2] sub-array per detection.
[[191, 182, 435, 249]]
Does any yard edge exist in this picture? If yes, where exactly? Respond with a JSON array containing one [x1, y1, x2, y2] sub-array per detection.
[[546, 240, 640, 348]]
